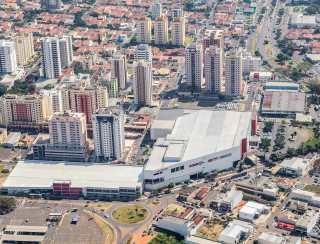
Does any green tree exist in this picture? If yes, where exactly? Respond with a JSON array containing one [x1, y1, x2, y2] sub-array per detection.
[[263, 121, 274, 133], [308, 78, 320, 95], [276, 53, 288, 65], [185, 0, 194, 11], [0, 196, 16, 215], [304, 5, 320, 15], [149, 233, 183, 244], [260, 138, 271, 151], [0, 84, 7, 96], [8, 80, 36, 95], [287, 147, 296, 157], [74, 12, 86, 27]]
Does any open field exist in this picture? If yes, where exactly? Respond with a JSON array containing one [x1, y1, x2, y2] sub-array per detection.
[[112, 205, 148, 224]]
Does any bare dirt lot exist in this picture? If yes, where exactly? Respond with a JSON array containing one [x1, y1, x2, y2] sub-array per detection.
[[196, 220, 225, 241]]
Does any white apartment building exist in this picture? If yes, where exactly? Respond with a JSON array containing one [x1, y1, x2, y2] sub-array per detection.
[[135, 44, 152, 64], [107, 78, 119, 98], [46, 111, 88, 162], [40, 89, 63, 114], [135, 17, 152, 44], [225, 50, 243, 97], [171, 17, 185, 46], [92, 108, 125, 161], [59, 36, 73, 68], [154, 15, 169, 45], [202, 29, 224, 53], [172, 8, 183, 18], [242, 52, 262, 75], [0, 40, 17, 74], [0, 98, 6, 126], [204, 46, 223, 94], [133, 60, 153, 107], [49, 111, 87, 148], [14, 32, 34, 66], [185, 43, 203, 92], [41, 36, 73, 79], [41, 37, 62, 79], [41, 0, 62, 10], [150, 1, 162, 19], [111, 53, 127, 90]]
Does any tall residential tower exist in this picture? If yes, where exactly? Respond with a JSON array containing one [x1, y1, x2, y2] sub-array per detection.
[[185, 43, 203, 92], [111, 53, 127, 90], [171, 17, 185, 46], [136, 17, 152, 44], [41, 36, 73, 79], [225, 50, 243, 97], [204, 46, 223, 94], [92, 107, 125, 161], [154, 15, 169, 45], [0, 40, 17, 74], [133, 60, 153, 107]]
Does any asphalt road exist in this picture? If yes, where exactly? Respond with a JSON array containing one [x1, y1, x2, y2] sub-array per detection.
[[99, 194, 176, 244], [253, 0, 288, 71]]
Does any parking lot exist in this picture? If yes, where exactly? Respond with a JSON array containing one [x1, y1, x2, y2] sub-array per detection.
[[0, 199, 105, 244], [46, 211, 104, 244]]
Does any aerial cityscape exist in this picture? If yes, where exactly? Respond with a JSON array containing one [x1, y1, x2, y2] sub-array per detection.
[[1, 0, 320, 243]]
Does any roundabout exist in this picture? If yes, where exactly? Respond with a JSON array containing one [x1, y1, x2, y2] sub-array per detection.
[[111, 204, 149, 225]]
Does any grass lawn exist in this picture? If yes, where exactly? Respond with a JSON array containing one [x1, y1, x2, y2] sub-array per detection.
[[303, 137, 320, 147], [84, 210, 115, 244], [112, 205, 148, 224]]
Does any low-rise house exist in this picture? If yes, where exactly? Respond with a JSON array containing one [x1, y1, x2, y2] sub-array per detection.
[[278, 158, 310, 177], [210, 188, 243, 212], [239, 201, 270, 222], [218, 220, 253, 244]]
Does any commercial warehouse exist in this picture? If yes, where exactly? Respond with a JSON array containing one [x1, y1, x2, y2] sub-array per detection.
[[264, 81, 299, 92], [1, 161, 143, 201], [261, 91, 306, 117], [145, 110, 254, 190]]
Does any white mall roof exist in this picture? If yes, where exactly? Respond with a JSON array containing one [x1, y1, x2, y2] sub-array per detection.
[[2, 161, 143, 190], [146, 110, 252, 171]]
